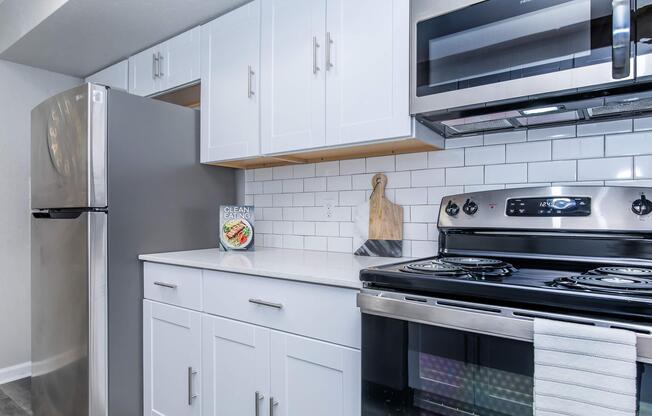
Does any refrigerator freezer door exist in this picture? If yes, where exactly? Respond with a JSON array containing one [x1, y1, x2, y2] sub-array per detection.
[[31, 211, 107, 416], [31, 83, 107, 209]]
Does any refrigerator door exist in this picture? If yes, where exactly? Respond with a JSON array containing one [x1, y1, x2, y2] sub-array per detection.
[[31, 211, 107, 416], [31, 83, 107, 209]]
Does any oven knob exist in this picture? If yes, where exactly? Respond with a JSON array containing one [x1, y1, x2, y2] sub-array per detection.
[[445, 200, 460, 216], [632, 194, 652, 216], [463, 199, 478, 215]]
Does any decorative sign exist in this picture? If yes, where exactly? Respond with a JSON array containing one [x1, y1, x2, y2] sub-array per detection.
[[219, 205, 255, 251]]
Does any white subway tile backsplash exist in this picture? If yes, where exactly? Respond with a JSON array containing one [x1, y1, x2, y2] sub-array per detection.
[[466, 145, 505, 166], [605, 132, 652, 157], [485, 163, 527, 184], [366, 155, 395, 173], [411, 169, 445, 187], [527, 125, 576, 141], [483, 131, 526, 145], [577, 157, 633, 181], [339, 190, 366, 206], [528, 160, 576, 182], [248, 116, 652, 254], [552, 136, 604, 160], [577, 119, 632, 136], [304, 177, 327, 192], [293, 164, 316, 178], [315, 161, 340, 177], [445, 166, 484, 185], [635, 155, 652, 179], [304, 236, 327, 251], [428, 186, 464, 205], [396, 152, 428, 171], [327, 176, 352, 191], [429, 149, 465, 168], [395, 188, 428, 205], [328, 237, 353, 253], [634, 117, 652, 132], [445, 135, 483, 149], [282, 179, 303, 193], [339, 158, 366, 175], [272, 166, 293, 180], [506, 141, 551, 163]]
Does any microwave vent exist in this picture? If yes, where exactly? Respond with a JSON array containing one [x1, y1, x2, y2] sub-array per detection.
[[588, 98, 652, 118], [446, 119, 514, 134]]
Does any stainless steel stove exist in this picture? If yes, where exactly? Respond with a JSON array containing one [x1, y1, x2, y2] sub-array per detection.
[[358, 186, 652, 416]]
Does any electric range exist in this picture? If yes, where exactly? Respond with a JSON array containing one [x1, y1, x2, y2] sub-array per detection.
[[358, 186, 652, 416]]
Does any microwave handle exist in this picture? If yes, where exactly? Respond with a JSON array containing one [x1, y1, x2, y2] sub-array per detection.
[[612, 0, 631, 79]]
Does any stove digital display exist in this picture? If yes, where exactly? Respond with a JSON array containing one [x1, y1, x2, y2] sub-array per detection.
[[506, 197, 591, 217]]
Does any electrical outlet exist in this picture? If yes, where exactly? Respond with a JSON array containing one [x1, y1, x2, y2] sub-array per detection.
[[324, 199, 336, 218]]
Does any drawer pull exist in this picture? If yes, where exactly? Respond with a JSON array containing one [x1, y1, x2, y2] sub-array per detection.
[[255, 391, 264, 416], [153, 281, 177, 289], [249, 298, 283, 309]]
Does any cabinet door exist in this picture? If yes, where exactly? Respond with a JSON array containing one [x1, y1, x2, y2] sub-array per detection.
[[143, 300, 201, 416], [325, 0, 410, 146], [200, 1, 261, 163], [129, 46, 161, 96], [261, 0, 326, 154], [270, 331, 360, 416], [161, 26, 201, 92], [86, 59, 129, 91], [202, 314, 270, 416]]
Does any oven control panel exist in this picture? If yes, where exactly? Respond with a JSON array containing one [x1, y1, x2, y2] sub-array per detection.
[[506, 197, 591, 217]]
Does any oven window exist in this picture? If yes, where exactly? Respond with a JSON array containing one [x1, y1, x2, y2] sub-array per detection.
[[415, 0, 621, 97], [362, 314, 652, 415]]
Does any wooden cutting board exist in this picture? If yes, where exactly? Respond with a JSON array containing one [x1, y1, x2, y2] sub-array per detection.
[[354, 173, 403, 257]]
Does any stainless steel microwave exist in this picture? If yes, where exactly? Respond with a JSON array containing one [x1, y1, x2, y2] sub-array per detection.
[[410, 0, 652, 117]]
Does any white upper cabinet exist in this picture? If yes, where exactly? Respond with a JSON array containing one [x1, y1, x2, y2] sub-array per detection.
[[129, 45, 161, 97], [201, 1, 261, 163], [261, 0, 327, 154], [202, 314, 270, 416], [270, 331, 360, 416], [143, 300, 201, 416], [85, 59, 129, 91], [129, 27, 200, 97], [162, 26, 201, 91], [325, 0, 410, 146]]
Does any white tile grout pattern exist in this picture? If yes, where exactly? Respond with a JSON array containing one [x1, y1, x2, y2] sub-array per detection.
[[245, 117, 652, 256]]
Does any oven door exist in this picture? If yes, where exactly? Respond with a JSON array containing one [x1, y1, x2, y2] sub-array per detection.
[[359, 291, 652, 416], [410, 0, 635, 115]]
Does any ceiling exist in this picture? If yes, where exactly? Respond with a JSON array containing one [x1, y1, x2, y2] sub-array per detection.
[[0, 0, 250, 77]]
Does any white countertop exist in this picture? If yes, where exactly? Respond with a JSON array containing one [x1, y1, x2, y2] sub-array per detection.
[[138, 247, 412, 289]]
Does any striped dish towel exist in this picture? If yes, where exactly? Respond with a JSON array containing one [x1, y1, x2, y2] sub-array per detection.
[[533, 318, 638, 416]]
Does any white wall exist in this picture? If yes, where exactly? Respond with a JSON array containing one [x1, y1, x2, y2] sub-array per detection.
[[0, 59, 79, 381], [244, 117, 652, 256]]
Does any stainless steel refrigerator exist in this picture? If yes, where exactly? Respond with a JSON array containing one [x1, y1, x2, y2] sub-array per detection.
[[30, 83, 235, 416]]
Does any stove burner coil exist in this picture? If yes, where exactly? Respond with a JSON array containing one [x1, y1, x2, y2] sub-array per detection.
[[592, 267, 652, 278], [403, 261, 469, 276], [402, 257, 516, 280], [552, 272, 652, 295]]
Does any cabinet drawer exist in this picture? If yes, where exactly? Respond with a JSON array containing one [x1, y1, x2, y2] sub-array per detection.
[[144, 262, 202, 311], [203, 271, 360, 349]]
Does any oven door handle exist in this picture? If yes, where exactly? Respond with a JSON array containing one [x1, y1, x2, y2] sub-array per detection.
[[612, 0, 631, 79], [357, 292, 652, 363]]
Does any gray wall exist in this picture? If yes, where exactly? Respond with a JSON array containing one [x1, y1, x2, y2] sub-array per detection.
[[0, 59, 79, 373]]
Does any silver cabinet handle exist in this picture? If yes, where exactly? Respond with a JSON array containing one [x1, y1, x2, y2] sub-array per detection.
[[255, 391, 264, 416], [249, 298, 283, 309], [153, 281, 177, 289], [187, 367, 198, 405], [326, 31, 333, 70], [152, 53, 159, 78], [312, 36, 320, 74], [612, 0, 631, 79], [248, 65, 255, 98], [269, 397, 278, 416], [158, 52, 164, 77]]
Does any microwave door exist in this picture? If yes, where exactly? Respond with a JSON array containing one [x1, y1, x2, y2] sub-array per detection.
[[411, 0, 635, 115], [636, 0, 652, 80], [31, 83, 107, 210]]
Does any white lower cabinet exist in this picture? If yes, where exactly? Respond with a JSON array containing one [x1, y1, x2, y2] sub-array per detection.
[[143, 300, 201, 416], [144, 263, 361, 416]]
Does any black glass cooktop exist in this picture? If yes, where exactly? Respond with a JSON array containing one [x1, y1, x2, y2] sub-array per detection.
[[360, 256, 652, 320]]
